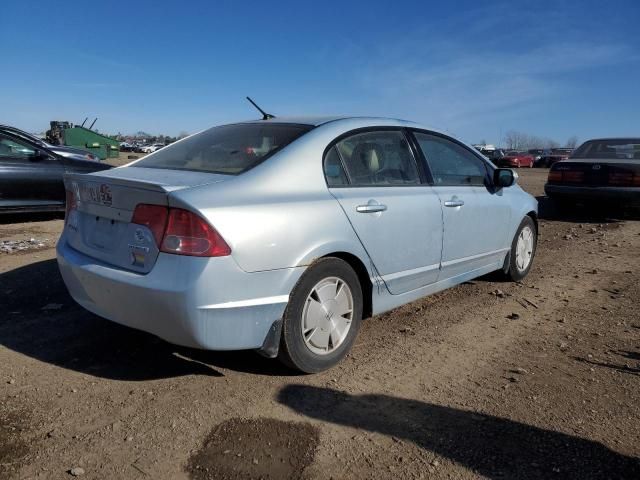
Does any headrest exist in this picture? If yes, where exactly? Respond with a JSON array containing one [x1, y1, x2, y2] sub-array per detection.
[[352, 142, 384, 173]]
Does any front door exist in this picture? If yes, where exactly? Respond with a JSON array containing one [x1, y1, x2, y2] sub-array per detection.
[[0, 133, 65, 208], [412, 131, 511, 280]]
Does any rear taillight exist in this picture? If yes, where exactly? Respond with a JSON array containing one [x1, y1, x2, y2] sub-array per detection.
[[131, 204, 169, 246], [608, 172, 633, 186], [548, 171, 562, 183], [562, 171, 584, 183], [131, 204, 231, 257], [548, 169, 584, 183], [65, 189, 77, 223], [161, 208, 231, 257], [607, 170, 640, 187]]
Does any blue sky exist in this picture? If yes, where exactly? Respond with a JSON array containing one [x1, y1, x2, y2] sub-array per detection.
[[3, 0, 639, 145]]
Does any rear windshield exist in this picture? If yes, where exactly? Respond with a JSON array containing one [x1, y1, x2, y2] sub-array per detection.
[[572, 140, 640, 160], [134, 123, 313, 175]]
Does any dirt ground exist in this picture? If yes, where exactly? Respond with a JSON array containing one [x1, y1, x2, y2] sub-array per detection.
[[1, 169, 639, 479], [108, 151, 147, 167]]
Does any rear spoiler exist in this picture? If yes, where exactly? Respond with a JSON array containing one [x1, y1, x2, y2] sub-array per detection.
[[64, 172, 177, 193]]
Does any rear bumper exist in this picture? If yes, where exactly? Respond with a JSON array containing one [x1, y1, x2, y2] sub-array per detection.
[[545, 184, 640, 203], [56, 233, 304, 350]]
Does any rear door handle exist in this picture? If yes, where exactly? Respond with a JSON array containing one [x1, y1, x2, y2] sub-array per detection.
[[444, 199, 464, 207], [356, 204, 387, 213]]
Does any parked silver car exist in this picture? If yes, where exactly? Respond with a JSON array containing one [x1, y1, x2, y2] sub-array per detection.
[[57, 117, 538, 372]]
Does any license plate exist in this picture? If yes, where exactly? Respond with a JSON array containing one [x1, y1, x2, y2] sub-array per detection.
[[89, 217, 117, 250]]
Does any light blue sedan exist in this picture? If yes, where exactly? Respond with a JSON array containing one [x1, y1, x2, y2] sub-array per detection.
[[57, 117, 538, 372]]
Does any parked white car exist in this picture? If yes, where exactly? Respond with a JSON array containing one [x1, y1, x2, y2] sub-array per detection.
[[141, 143, 164, 153]]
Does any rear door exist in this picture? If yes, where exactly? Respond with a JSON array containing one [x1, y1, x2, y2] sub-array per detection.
[[0, 133, 65, 209], [324, 129, 443, 294], [412, 131, 511, 280]]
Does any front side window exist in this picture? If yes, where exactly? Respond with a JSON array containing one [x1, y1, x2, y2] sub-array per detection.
[[414, 132, 488, 186], [0, 134, 36, 158], [328, 130, 420, 186], [134, 123, 313, 175]]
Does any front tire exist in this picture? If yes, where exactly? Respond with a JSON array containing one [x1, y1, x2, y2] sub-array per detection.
[[278, 257, 363, 373], [504, 216, 537, 281]]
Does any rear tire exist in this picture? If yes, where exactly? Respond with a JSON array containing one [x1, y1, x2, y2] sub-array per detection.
[[504, 216, 537, 281], [278, 257, 363, 373]]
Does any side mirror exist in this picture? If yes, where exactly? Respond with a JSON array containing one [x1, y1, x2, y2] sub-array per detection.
[[494, 168, 517, 188], [29, 150, 50, 162]]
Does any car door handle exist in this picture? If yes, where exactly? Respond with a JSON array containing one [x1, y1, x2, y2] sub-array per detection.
[[444, 199, 464, 207], [356, 204, 387, 213]]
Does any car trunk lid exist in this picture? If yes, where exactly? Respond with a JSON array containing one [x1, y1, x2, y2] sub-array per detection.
[[63, 167, 231, 273]]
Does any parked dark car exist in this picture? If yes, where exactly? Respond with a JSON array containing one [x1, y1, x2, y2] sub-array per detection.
[[0, 130, 112, 213], [545, 138, 640, 207], [528, 148, 544, 161], [498, 151, 535, 168], [480, 148, 506, 165], [534, 148, 574, 168], [0, 124, 100, 162]]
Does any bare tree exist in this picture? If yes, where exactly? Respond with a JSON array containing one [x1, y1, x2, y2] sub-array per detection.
[[566, 136, 579, 148], [544, 138, 560, 149], [503, 130, 562, 150], [504, 130, 527, 150]]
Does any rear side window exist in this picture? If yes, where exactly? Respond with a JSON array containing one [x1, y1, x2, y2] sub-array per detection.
[[324, 147, 349, 186], [134, 123, 313, 175], [572, 139, 640, 160], [414, 132, 488, 186], [326, 130, 420, 187]]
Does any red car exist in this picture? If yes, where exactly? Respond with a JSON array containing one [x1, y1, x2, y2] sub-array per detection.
[[498, 151, 535, 168]]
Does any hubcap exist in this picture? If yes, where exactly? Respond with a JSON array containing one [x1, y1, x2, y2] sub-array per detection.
[[301, 277, 353, 355], [515, 226, 534, 272]]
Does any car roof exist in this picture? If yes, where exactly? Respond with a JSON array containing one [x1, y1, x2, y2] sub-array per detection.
[[581, 137, 640, 142], [0, 124, 32, 134], [239, 115, 424, 128]]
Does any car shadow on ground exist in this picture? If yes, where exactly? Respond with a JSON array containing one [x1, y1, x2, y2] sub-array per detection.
[[536, 195, 640, 223], [0, 259, 295, 381], [278, 385, 640, 479]]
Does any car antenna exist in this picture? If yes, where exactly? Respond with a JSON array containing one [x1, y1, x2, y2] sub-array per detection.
[[246, 96, 275, 120]]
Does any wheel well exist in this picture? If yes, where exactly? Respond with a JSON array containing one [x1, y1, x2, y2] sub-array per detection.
[[526, 210, 538, 232], [323, 252, 373, 319]]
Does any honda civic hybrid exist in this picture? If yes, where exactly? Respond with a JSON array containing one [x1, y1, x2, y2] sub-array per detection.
[[57, 117, 538, 372]]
